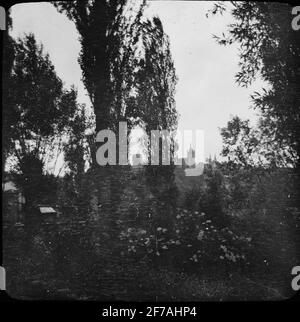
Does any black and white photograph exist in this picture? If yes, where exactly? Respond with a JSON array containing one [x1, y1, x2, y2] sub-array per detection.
[[1, 0, 300, 304]]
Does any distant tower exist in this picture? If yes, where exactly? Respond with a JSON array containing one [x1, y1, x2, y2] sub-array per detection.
[[185, 145, 195, 168], [207, 154, 212, 164], [132, 153, 143, 166], [212, 154, 218, 169]]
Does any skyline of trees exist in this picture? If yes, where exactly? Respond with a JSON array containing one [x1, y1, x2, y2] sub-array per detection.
[[3, 2, 299, 181]]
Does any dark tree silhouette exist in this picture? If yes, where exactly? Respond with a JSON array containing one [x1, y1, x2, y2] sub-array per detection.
[[53, 0, 147, 134], [53, 2, 178, 153], [135, 16, 179, 210], [209, 2, 300, 170], [53, 1, 179, 216], [5, 33, 79, 210]]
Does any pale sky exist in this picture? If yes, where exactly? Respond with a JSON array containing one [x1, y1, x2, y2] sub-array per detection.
[[10, 1, 265, 161]]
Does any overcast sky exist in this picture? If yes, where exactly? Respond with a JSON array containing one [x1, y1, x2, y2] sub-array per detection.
[[10, 1, 265, 161]]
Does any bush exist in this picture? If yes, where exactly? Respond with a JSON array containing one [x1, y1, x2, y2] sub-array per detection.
[[119, 207, 252, 271]]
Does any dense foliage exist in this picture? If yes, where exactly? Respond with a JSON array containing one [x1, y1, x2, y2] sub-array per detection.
[[209, 2, 300, 170], [3, 32, 81, 209]]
